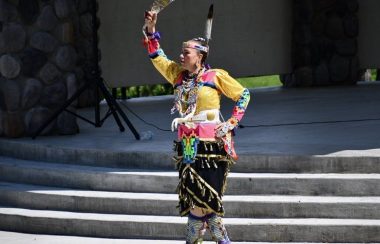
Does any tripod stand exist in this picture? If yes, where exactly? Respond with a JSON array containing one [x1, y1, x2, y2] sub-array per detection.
[[32, 0, 140, 140]]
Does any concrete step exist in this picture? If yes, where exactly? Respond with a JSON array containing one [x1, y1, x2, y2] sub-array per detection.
[[1, 158, 380, 196], [237, 154, 380, 173], [0, 207, 380, 242], [1, 182, 380, 219], [2, 139, 380, 173], [1, 231, 366, 244]]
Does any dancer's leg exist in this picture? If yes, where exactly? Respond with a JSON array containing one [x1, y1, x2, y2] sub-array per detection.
[[186, 209, 231, 244], [207, 214, 230, 243], [186, 211, 207, 244]]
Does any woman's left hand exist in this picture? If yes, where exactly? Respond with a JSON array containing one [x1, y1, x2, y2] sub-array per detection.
[[215, 122, 230, 138], [215, 118, 238, 138]]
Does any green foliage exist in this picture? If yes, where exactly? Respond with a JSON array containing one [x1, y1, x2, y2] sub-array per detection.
[[126, 86, 138, 98], [237, 75, 282, 88], [371, 69, 377, 81], [117, 83, 174, 99]]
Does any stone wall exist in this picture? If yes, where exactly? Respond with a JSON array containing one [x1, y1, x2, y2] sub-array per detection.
[[0, 0, 97, 138], [281, 0, 359, 87]]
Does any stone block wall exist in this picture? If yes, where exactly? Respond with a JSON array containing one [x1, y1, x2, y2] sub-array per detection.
[[0, 0, 97, 137], [281, 0, 359, 87]]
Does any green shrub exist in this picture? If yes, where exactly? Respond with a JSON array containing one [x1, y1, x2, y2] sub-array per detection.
[[118, 83, 174, 99]]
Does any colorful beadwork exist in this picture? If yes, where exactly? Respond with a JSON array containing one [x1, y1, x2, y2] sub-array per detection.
[[183, 41, 209, 53], [181, 130, 200, 164], [221, 132, 237, 160], [171, 70, 203, 117], [232, 88, 250, 121]]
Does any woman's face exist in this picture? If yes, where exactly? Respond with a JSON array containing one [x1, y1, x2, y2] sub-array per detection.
[[180, 41, 203, 72]]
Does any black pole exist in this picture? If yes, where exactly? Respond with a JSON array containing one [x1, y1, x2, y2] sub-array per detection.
[[90, 0, 140, 138]]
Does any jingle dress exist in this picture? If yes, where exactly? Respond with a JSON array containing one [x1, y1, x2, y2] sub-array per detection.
[[145, 33, 250, 217]]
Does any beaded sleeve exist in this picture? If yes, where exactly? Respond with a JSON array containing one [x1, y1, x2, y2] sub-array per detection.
[[229, 88, 250, 125]]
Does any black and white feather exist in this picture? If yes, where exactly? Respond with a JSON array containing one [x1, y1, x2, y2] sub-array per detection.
[[204, 4, 214, 44]]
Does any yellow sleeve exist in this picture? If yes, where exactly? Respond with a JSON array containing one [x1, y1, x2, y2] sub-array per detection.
[[213, 69, 245, 101], [151, 50, 184, 85]]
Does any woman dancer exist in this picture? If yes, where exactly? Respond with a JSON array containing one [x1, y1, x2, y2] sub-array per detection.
[[144, 10, 250, 244]]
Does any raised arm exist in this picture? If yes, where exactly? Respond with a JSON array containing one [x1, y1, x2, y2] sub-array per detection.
[[143, 11, 183, 85]]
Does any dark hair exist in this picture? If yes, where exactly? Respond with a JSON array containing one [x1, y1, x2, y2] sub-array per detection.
[[192, 37, 209, 64]]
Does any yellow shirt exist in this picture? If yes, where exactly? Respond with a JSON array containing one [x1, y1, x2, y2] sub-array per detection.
[[151, 54, 245, 115]]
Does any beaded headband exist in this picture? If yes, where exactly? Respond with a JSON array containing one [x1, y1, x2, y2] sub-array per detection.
[[182, 41, 209, 53]]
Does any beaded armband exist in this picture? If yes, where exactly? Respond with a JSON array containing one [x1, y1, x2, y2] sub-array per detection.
[[143, 32, 162, 57], [147, 31, 161, 40]]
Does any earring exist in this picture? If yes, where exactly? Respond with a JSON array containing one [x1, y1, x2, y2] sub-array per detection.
[[196, 60, 201, 69]]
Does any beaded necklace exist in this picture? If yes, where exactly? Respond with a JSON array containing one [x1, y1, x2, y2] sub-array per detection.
[[171, 68, 205, 117]]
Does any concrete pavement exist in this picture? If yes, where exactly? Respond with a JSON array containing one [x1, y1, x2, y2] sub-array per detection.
[[1, 82, 380, 160]]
